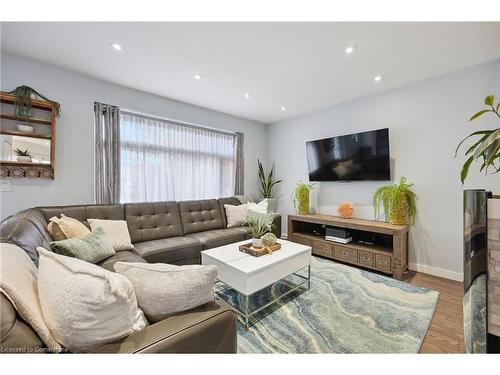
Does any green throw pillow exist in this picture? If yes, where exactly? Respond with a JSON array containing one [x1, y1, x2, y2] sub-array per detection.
[[49, 226, 115, 264]]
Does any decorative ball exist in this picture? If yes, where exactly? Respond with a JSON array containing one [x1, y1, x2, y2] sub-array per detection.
[[337, 202, 353, 219], [262, 232, 277, 247]]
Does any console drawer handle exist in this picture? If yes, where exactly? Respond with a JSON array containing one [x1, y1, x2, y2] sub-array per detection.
[[342, 251, 349, 256], [362, 256, 370, 261], [378, 259, 388, 265]]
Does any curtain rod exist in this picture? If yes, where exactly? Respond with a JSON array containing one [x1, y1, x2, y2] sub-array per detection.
[[120, 109, 237, 137]]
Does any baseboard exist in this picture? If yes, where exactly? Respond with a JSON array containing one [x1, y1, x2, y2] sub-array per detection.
[[408, 262, 463, 282]]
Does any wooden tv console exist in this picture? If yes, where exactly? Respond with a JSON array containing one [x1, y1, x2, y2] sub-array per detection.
[[288, 214, 409, 280]]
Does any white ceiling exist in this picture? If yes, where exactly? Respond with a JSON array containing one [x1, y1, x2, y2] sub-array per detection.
[[2, 22, 500, 124]]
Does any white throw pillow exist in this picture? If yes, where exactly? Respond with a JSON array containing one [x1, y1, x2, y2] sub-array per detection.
[[114, 262, 217, 323], [247, 198, 268, 214], [36, 247, 147, 352], [224, 203, 248, 228], [87, 219, 134, 251]]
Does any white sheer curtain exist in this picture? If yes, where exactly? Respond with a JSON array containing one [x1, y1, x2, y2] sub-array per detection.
[[119, 112, 236, 203]]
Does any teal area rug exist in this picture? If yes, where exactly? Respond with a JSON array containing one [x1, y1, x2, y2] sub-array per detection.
[[217, 256, 439, 353]]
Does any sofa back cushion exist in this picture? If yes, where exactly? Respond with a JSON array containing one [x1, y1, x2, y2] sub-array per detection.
[[0, 209, 52, 266], [124, 202, 182, 243], [36, 204, 124, 229], [217, 197, 242, 228], [179, 199, 224, 235]]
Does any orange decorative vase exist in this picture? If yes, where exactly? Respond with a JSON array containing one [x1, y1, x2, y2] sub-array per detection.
[[337, 202, 353, 219]]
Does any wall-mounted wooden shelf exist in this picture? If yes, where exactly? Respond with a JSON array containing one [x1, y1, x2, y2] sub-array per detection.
[[1, 91, 57, 179]]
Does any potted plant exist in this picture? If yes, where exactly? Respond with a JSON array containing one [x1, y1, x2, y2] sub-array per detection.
[[373, 177, 416, 225], [8, 85, 61, 119], [455, 94, 499, 183], [246, 212, 275, 248], [292, 181, 315, 214], [257, 159, 282, 212], [15, 148, 33, 163]]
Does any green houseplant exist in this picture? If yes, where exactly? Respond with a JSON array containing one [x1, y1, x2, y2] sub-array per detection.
[[373, 177, 416, 225], [455, 94, 500, 183], [8, 85, 61, 119], [14, 148, 33, 163], [246, 212, 275, 248], [292, 181, 315, 215], [257, 159, 282, 212]]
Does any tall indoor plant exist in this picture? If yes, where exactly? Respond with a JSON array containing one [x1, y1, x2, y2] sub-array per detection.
[[257, 159, 282, 212], [373, 177, 416, 225], [455, 94, 500, 183], [8, 85, 61, 119], [292, 181, 315, 215]]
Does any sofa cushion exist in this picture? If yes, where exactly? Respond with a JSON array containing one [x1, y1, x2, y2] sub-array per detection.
[[230, 226, 253, 240], [48, 214, 90, 239], [133, 237, 202, 264], [37, 204, 124, 229], [88, 219, 134, 251], [97, 251, 147, 272], [179, 199, 224, 235], [186, 228, 246, 250], [124, 202, 182, 243], [0, 209, 52, 266], [217, 197, 241, 228]]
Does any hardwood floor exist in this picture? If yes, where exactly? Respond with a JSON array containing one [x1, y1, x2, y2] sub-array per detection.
[[404, 270, 464, 353]]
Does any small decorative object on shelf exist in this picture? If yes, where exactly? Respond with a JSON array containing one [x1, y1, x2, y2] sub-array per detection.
[[14, 148, 33, 163], [8, 85, 61, 119], [337, 202, 353, 219], [246, 212, 275, 249], [292, 181, 315, 214], [373, 177, 417, 225], [16, 124, 34, 133]]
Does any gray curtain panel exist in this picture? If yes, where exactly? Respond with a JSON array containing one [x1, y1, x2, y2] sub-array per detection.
[[234, 132, 244, 195], [94, 102, 121, 204]]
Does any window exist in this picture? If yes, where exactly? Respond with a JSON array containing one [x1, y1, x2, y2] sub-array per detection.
[[119, 111, 238, 203]]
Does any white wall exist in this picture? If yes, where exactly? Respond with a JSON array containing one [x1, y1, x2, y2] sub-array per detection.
[[0, 52, 268, 219], [268, 60, 500, 280]]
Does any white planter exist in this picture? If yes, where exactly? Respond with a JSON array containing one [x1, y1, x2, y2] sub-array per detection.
[[267, 197, 277, 212], [252, 237, 263, 248], [16, 156, 32, 163]]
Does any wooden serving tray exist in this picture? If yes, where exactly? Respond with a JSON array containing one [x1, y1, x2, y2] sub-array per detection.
[[239, 242, 281, 257]]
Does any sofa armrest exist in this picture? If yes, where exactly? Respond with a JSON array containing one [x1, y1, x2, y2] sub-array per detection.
[[271, 213, 282, 238], [94, 298, 237, 353]]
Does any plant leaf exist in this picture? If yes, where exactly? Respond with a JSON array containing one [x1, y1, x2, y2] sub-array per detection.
[[470, 109, 491, 121], [455, 130, 494, 156], [472, 129, 500, 160], [484, 95, 495, 106], [460, 156, 474, 184]]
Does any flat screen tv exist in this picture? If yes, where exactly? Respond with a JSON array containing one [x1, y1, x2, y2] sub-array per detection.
[[306, 128, 390, 181]]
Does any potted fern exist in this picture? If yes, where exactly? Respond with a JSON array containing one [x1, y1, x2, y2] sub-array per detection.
[[292, 181, 315, 215], [246, 212, 275, 248], [15, 148, 33, 163], [455, 94, 499, 183], [257, 159, 282, 212], [373, 177, 416, 225]]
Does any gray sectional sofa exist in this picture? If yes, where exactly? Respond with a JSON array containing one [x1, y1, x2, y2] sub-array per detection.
[[0, 196, 281, 353]]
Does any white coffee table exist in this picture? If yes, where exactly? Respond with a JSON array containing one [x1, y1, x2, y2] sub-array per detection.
[[201, 239, 312, 329]]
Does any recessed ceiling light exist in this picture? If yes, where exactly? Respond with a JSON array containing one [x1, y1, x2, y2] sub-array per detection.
[[280, 106, 286, 111], [374, 75, 383, 82], [110, 42, 122, 51], [244, 93, 251, 99], [345, 45, 357, 55], [193, 74, 202, 80]]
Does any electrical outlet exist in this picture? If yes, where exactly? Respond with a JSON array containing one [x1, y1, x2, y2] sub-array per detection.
[[0, 179, 12, 192]]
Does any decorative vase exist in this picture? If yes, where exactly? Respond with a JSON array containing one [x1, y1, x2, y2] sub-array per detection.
[[337, 202, 353, 219], [252, 237, 263, 248], [16, 156, 32, 163], [389, 199, 408, 225], [267, 197, 277, 213], [297, 191, 310, 214]]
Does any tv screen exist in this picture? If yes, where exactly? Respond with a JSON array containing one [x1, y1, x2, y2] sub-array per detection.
[[306, 128, 390, 181]]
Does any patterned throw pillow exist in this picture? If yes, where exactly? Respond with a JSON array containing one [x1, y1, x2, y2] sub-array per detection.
[[49, 226, 115, 264], [87, 219, 134, 251]]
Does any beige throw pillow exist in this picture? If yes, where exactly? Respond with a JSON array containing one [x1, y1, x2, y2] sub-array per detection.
[[87, 219, 134, 251], [247, 198, 268, 214], [224, 203, 248, 228], [37, 247, 147, 352], [114, 262, 217, 323], [47, 214, 90, 240], [0, 243, 61, 352]]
